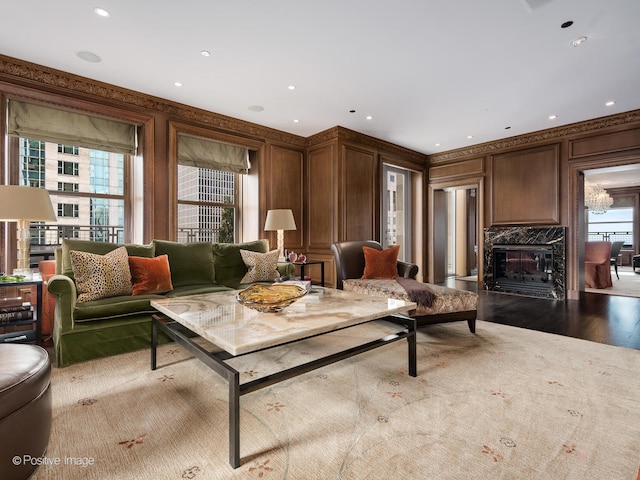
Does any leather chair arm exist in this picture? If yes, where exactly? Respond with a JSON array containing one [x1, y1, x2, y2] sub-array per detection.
[[397, 260, 418, 279]]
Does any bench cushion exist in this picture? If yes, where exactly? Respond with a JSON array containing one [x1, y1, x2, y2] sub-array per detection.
[[343, 279, 477, 316]]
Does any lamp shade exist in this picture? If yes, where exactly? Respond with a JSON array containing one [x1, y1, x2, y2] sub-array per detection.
[[0, 186, 57, 222], [264, 209, 296, 231]]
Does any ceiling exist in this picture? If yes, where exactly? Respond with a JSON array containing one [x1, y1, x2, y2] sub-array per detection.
[[1, 0, 640, 162]]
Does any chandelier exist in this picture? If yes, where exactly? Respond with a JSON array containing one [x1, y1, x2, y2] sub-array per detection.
[[584, 183, 613, 214]]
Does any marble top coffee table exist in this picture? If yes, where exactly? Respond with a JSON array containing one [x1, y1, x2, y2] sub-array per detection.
[[150, 287, 417, 468]]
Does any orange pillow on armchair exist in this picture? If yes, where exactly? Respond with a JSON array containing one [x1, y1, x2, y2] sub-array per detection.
[[361, 245, 400, 279]]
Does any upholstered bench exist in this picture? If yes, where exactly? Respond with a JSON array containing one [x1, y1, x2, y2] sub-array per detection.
[[0, 344, 52, 480], [331, 240, 477, 333]]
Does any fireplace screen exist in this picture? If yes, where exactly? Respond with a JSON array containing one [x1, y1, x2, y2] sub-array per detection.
[[493, 246, 554, 295]]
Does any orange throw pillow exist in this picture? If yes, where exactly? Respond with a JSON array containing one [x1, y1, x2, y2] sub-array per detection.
[[128, 254, 174, 296], [361, 245, 400, 279]]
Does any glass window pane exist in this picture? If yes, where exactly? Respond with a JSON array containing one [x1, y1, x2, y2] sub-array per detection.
[[588, 207, 634, 247], [177, 165, 237, 243]]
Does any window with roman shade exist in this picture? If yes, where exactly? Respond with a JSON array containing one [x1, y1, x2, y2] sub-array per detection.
[[175, 134, 248, 243], [3, 100, 141, 271], [177, 134, 249, 174], [7, 100, 137, 155]]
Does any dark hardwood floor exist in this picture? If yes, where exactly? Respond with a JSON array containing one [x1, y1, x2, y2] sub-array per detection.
[[442, 278, 640, 351]]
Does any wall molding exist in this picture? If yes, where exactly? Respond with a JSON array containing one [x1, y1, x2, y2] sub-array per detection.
[[308, 126, 427, 164], [429, 110, 640, 164]]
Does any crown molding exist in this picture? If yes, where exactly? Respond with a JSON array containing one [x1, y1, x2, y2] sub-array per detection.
[[429, 109, 640, 164], [0, 54, 307, 148], [307, 126, 427, 163]]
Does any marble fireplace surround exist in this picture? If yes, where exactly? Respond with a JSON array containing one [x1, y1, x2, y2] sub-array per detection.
[[483, 226, 567, 300]]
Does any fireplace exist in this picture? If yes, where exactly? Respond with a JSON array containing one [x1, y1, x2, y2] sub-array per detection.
[[484, 226, 566, 300], [492, 245, 553, 296]]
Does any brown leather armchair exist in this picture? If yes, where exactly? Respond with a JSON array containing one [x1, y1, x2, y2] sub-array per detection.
[[331, 240, 418, 289], [585, 241, 613, 289]]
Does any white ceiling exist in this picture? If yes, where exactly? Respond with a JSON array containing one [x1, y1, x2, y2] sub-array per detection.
[[1, 0, 640, 163]]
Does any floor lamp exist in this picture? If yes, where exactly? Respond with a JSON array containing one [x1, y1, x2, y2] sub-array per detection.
[[264, 209, 296, 262], [0, 186, 57, 279]]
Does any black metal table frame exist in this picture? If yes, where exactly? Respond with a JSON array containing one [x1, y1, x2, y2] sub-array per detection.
[[151, 313, 416, 469]]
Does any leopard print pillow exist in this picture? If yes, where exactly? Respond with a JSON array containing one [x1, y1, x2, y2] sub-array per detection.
[[70, 246, 133, 303], [240, 249, 280, 283]]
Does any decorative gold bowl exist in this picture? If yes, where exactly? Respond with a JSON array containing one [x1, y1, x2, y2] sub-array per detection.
[[237, 284, 307, 313]]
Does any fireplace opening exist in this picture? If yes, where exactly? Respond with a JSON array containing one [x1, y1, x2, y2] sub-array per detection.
[[493, 245, 554, 296]]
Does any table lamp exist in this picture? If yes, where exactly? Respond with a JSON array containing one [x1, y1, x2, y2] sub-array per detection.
[[264, 209, 296, 262], [0, 186, 57, 279]]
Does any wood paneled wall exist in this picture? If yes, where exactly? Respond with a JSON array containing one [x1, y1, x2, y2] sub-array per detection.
[[428, 111, 640, 298], [490, 144, 560, 225], [0, 55, 428, 286]]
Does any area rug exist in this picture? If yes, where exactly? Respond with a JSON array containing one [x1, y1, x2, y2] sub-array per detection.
[[32, 320, 640, 480]]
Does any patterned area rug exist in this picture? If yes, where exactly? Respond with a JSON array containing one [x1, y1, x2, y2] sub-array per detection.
[[32, 320, 640, 480]]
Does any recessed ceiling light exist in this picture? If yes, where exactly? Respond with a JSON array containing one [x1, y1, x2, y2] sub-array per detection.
[[94, 7, 110, 17], [435, 143, 441, 147], [561, 20, 573, 29], [288, 85, 296, 90], [467, 135, 473, 139], [200, 50, 211, 57], [349, 109, 356, 113], [174, 81, 183, 87], [366, 116, 373, 120], [571, 36, 587, 47], [505, 126, 511, 130], [248, 105, 264, 112], [605, 100, 616, 107], [293, 119, 299, 123], [549, 114, 558, 120], [76, 51, 102, 63]]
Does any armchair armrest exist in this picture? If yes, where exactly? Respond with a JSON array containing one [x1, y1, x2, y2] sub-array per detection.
[[397, 260, 418, 279], [47, 274, 78, 331]]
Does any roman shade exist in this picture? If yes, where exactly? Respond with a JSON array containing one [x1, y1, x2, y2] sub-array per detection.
[[177, 134, 249, 174], [7, 100, 137, 155]]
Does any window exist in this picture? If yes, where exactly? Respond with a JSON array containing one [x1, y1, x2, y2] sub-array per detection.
[[382, 164, 411, 260], [58, 160, 79, 176], [588, 207, 634, 247], [58, 182, 79, 192], [58, 144, 79, 155], [58, 203, 79, 218], [20, 139, 46, 188], [177, 165, 237, 243], [21, 140, 127, 246]]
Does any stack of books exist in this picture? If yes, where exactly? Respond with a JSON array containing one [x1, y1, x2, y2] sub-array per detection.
[[0, 296, 33, 323]]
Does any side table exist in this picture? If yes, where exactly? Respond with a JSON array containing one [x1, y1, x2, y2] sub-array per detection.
[[292, 261, 325, 287], [0, 277, 42, 346]]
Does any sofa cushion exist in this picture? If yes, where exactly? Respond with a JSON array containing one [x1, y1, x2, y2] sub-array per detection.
[[240, 249, 280, 283], [362, 245, 400, 279], [212, 239, 269, 286], [61, 238, 155, 280], [73, 294, 161, 322], [70, 246, 133, 303], [153, 240, 215, 287], [128, 254, 174, 296], [164, 284, 233, 297]]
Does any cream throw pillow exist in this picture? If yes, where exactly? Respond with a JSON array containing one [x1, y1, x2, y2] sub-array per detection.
[[240, 249, 280, 283], [70, 246, 133, 303]]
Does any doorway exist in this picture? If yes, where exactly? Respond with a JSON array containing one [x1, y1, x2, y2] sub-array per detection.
[[432, 186, 478, 282], [446, 187, 478, 278]]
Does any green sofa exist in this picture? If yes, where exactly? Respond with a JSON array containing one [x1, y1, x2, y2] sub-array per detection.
[[48, 238, 293, 367]]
